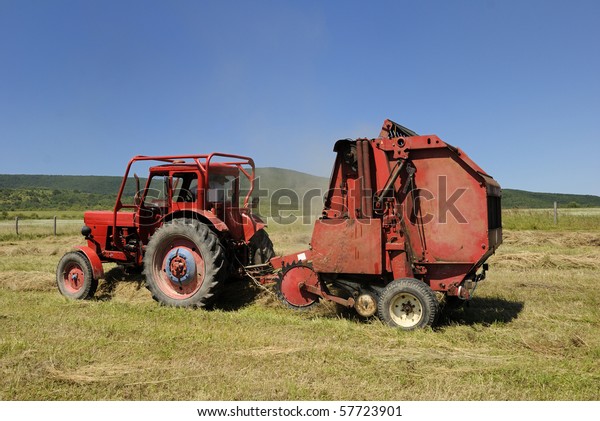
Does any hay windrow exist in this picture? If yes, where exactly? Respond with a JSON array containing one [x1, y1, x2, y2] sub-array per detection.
[[0, 271, 54, 291], [491, 251, 600, 270], [502, 230, 600, 248], [492, 230, 600, 270]]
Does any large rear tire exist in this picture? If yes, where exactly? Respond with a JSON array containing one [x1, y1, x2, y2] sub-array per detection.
[[56, 252, 98, 300], [377, 278, 439, 330], [143, 219, 225, 308]]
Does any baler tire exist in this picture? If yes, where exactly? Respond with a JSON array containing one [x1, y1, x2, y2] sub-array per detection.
[[143, 219, 225, 308], [56, 252, 98, 300], [248, 229, 275, 265], [377, 278, 439, 330]]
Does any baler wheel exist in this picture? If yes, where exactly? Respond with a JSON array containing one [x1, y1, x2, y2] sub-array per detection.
[[377, 278, 439, 330], [56, 252, 98, 300], [143, 219, 225, 308], [276, 262, 320, 310]]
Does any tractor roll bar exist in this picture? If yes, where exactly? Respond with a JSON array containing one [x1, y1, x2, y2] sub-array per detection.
[[111, 152, 255, 250]]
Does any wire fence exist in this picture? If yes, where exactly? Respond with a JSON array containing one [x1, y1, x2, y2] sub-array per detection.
[[0, 217, 83, 236]]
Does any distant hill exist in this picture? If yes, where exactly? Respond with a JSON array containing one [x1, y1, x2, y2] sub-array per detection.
[[502, 189, 600, 208], [0, 169, 330, 197], [0, 174, 125, 195], [0, 172, 599, 213]]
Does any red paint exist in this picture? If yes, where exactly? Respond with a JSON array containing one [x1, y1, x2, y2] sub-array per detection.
[[63, 118, 501, 312], [279, 265, 320, 307], [157, 243, 204, 300], [63, 263, 85, 294], [311, 218, 383, 274], [74, 152, 269, 274], [76, 246, 104, 279], [275, 118, 502, 303]]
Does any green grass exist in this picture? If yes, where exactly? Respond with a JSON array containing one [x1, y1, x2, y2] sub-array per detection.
[[502, 208, 600, 231], [0, 219, 83, 241], [1, 222, 600, 400]]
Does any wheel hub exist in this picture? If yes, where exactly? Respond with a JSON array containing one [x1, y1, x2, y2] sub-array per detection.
[[278, 263, 320, 308], [65, 265, 84, 293], [355, 292, 378, 317], [170, 256, 187, 278], [401, 300, 416, 315], [390, 293, 423, 328], [164, 248, 196, 284]]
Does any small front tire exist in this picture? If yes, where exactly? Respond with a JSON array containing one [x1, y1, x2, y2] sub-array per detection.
[[56, 252, 98, 300]]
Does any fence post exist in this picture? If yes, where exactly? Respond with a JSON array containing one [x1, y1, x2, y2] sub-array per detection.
[[15, 216, 19, 235], [54, 216, 58, 236], [554, 201, 558, 225]]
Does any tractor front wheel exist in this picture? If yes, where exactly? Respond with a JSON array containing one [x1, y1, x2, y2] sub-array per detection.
[[377, 278, 439, 330], [56, 252, 98, 300], [143, 219, 225, 308]]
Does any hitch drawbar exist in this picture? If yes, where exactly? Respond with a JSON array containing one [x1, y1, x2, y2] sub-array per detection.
[[458, 264, 489, 300]]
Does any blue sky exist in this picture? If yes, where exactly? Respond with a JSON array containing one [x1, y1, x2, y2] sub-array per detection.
[[0, 0, 598, 195]]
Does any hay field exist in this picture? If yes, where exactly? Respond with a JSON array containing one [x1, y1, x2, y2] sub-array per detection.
[[0, 211, 599, 400]]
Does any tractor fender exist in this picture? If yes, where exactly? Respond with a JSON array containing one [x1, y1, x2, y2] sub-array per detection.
[[75, 246, 104, 280], [163, 210, 229, 233], [242, 213, 266, 242]]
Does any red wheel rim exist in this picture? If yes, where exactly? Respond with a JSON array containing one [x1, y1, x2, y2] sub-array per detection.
[[280, 266, 319, 307], [63, 263, 85, 294], [155, 239, 205, 300]]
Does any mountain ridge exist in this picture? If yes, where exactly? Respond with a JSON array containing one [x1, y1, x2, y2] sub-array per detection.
[[1, 170, 599, 209]]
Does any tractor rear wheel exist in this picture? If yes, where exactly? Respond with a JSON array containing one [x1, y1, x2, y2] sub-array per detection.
[[56, 252, 98, 300], [377, 278, 439, 330], [143, 219, 225, 308]]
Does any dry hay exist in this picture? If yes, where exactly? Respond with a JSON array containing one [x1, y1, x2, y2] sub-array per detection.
[[95, 267, 149, 303], [0, 245, 44, 257], [213, 278, 283, 310], [491, 251, 600, 270], [502, 230, 600, 248], [45, 362, 150, 384], [0, 271, 55, 292], [491, 230, 600, 270]]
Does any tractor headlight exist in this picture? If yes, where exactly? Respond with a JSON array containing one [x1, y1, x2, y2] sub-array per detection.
[[81, 225, 92, 238]]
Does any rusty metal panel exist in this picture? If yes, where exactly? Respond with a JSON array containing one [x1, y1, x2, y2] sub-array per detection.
[[311, 218, 382, 274], [402, 149, 489, 265]]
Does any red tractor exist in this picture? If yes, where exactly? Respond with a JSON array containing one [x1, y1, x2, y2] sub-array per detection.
[[56, 153, 274, 308], [57, 119, 502, 330]]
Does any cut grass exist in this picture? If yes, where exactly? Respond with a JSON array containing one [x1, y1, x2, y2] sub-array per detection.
[[1, 228, 600, 400]]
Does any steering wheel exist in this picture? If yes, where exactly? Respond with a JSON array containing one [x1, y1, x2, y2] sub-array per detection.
[[178, 189, 195, 202]]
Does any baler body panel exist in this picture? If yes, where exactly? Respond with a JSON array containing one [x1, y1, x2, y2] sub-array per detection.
[[303, 119, 502, 294], [311, 218, 383, 275], [402, 147, 488, 264]]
